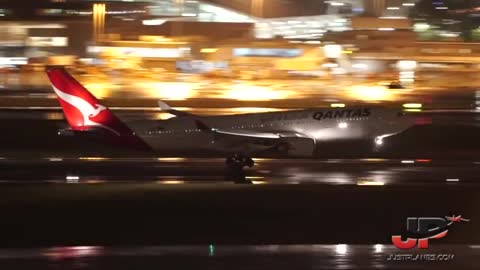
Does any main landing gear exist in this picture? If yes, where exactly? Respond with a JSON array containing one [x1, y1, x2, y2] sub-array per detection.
[[225, 154, 255, 170], [225, 154, 255, 184]]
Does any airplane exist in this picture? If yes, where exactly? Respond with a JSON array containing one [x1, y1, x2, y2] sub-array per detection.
[[46, 68, 418, 170]]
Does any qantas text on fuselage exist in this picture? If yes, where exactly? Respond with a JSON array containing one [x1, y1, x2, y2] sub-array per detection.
[[313, 108, 371, 121]]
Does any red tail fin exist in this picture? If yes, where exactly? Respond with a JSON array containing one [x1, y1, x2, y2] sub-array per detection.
[[47, 68, 132, 136], [47, 68, 152, 151]]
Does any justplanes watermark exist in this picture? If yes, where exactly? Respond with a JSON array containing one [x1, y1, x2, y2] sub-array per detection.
[[386, 214, 470, 262], [387, 253, 455, 262]]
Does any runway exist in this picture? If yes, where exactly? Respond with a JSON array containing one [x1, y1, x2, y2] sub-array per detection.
[[0, 244, 478, 270], [0, 138, 478, 269], [0, 157, 479, 185]]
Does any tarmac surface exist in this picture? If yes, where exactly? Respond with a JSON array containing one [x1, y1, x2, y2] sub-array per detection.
[[0, 157, 479, 185], [0, 245, 478, 270]]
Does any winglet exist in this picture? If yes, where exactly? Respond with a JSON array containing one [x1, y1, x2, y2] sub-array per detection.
[[158, 100, 192, 117], [158, 100, 172, 111]]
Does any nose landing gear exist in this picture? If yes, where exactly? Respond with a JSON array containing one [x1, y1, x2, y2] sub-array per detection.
[[373, 137, 384, 153], [374, 137, 384, 146]]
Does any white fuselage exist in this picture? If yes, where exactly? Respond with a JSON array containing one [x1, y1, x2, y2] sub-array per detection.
[[128, 107, 414, 157]]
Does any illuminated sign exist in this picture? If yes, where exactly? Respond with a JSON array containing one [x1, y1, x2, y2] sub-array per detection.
[[176, 60, 228, 73], [27, 37, 68, 47], [0, 57, 28, 65], [87, 46, 191, 58], [233, 48, 303, 58]]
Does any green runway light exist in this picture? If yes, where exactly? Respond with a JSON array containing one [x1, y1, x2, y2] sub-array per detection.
[[209, 244, 215, 256]]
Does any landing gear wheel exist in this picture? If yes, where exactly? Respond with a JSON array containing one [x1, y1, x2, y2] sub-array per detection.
[[245, 157, 254, 168], [226, 154, 255, 170], [225, 154, 255, 183]]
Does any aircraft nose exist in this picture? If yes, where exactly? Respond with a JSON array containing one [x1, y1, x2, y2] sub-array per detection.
[[414, 116, 433, 126], [396, 111, 431, 127]]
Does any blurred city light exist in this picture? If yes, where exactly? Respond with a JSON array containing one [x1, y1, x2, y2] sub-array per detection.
[[66, 175, 80, 183], [83, 83, 112, 99], [405, 109, 422, 112], [93, 3, 106, 41], [251, 180, 268, 185], [357, 180, 385, 186], [200, 48, 218, 53], [322, 63, 339, 68], [403, 103, 423, 109], [223, 84, 291, 101], [142, 19, 166, 26], [158, 180, 186, 185], [324, 44, 342, 58], [335, 244, 348, 255], [351, 63, 368, 69], [401, 160, 415, 164], [374, 244, 384, 253], [79, 157, 108, 161], [0, 57, 27, 66], [414, 23, 430, 31], [397, 60, 417, 70], [157, 158, 187, 162], [136, 82, 197, 100], [45, 246, 102, 260], [347, 85, 392, 101]]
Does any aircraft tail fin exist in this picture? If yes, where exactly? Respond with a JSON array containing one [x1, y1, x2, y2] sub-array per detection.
[[46, 68, 133, 136], [47, 68, 152, 151]]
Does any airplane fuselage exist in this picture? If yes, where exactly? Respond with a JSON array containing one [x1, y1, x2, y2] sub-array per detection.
[[45, 69, 418, 162], [129, 107, 414, 157]]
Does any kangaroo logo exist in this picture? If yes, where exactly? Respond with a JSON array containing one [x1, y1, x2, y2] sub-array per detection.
[[52, 85, 120, 135]]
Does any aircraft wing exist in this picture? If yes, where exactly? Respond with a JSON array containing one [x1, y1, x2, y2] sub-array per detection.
[[210, 129, 282, 139], [195, 120, 308, 139], [195, 120, 315, 157]]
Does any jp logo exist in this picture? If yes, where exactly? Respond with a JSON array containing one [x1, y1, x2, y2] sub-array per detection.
[[392, 215, 469, 249]]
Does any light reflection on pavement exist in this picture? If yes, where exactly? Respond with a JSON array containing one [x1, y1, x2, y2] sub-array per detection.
[[0, 245, 476, 270], [0, 157, 478, 186]]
